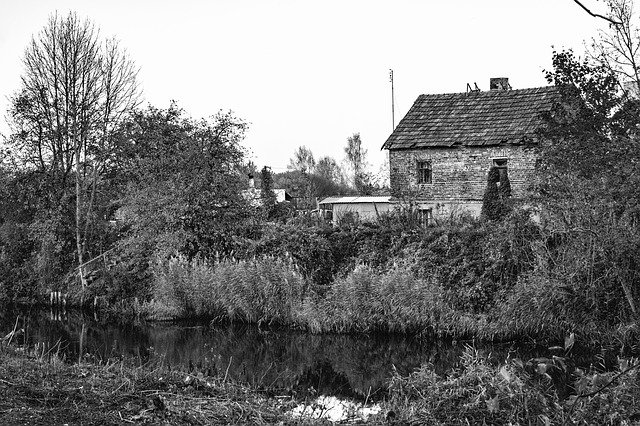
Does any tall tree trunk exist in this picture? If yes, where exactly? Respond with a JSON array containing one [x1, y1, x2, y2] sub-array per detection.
[[74, 131, 87, 294]]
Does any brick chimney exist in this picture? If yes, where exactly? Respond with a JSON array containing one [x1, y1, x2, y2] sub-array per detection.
[[490, 77, 511, 91]]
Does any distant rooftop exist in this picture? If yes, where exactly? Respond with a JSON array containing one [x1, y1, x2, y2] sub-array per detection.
[[382, 86, 558, 150]]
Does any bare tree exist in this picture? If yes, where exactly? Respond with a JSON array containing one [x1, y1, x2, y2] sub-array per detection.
[[572, 0, 623, 25], [588, 0, 640, 94], [9, 12, 141, 291]]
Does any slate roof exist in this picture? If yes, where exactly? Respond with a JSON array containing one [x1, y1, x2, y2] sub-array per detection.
[[382, 86, 558, 150]]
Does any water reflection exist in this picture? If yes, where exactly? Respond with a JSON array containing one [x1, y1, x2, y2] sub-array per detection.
[[0, 307, 528, 399], [143, 324, 463, 399]]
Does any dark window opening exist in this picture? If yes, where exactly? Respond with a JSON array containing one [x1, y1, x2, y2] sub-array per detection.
[[493, 158, 508, 181], [319, 204, 333, 221], [418, 208, 433, 227], [417, 160, 432, 184]]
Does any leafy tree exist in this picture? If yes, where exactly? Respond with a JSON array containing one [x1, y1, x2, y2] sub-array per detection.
[[287, 145, 316, 173], [309, 173, 353, 198], [260, 166, 277, 207], [537, 49, 640, 320], [260, 165, 292, 221], [344, 133, 373, 194], [284, 146, 315, 209], [111, 104, 251, 295], [539, 50, 638, 201], [273, 169, 353, 211], [316, 156, 345, 184], [0, 166, 39, 301], [282, 147, 352, 209]]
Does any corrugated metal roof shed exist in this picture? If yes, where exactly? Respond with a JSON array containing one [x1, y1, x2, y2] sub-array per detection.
[[319, 196, 391, 204], [382, 86, 558, 150]]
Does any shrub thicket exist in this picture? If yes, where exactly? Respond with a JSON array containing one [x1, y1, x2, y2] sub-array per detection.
[[144, 199, 639, 341], [386, 346, 640, 424]]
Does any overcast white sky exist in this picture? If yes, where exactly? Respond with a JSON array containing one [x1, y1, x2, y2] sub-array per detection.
[[0, 0, 610, 172]]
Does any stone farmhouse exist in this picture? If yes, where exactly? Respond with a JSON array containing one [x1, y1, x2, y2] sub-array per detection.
[[382, 78, 558, 221]]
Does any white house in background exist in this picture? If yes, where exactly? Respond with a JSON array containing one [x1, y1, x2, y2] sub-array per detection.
[[318, 196, 392, 225], [243, 187, 292, 206], [241, 174, 292, 207]]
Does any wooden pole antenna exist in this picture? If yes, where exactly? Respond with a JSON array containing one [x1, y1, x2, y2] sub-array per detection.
[[389, 69, 395, 131]]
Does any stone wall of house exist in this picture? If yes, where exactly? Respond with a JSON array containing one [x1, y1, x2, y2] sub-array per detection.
[[388, 145, 538, 203]]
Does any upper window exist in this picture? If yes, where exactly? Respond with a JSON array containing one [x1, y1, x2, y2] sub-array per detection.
[[493, 158, 508, 181], [493, 158, 508, 168], [417, 160, 432, 184]]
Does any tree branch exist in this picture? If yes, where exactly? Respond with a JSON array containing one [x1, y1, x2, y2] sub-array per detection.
[[572, 0, 623, 25]]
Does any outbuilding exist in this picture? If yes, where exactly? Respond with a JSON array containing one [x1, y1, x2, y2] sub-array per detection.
[[318, 196, 391, 225]]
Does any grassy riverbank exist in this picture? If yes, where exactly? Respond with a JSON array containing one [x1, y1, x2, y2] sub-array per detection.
[[2, 342, 639, 425], [0, 344, 299, 425]]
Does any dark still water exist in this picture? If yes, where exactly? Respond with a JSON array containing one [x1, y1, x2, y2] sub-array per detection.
[[1, 306, 541, 400]]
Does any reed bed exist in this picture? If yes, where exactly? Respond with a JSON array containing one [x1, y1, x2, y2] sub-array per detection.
[[146, 218, 639, 343], [151, 254, 309, 326], [149, 256, 493, 337]]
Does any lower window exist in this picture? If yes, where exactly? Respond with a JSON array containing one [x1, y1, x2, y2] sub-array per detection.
[[418, 208, 433, 226]]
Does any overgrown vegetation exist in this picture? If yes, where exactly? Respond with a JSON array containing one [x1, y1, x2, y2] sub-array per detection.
[[143, 208, 618, 341], [386, 346, 640, 425], [135, 44, 640, 342], [3, 6, 640, 424], [2, 339, 640, 425], [0, 343, 295, 425], [2, 8, 640, 347]]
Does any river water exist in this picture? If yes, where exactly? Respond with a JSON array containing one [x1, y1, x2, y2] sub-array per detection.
[[1, 306, 550, 400]]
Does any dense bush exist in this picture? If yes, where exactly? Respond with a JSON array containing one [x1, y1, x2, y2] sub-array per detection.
[[535, 50, 640, 326], [386, 346, 640, 424], [144, 199, 640, 342]]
